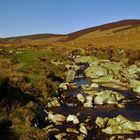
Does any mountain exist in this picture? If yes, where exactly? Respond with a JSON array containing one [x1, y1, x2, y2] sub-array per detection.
[[1, 19, 140, 49], [65, 19, 140, 41]]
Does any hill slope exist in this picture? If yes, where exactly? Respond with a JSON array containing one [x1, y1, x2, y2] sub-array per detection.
[[1, 19, 140, 49]]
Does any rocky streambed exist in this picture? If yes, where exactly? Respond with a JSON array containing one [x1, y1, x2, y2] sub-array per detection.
[[35, 56, 140, 140]]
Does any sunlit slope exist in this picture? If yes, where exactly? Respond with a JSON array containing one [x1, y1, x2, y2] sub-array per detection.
[[1, 19, 140, 49], [59, 20, 140, 49]]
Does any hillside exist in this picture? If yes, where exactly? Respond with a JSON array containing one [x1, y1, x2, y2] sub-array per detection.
[[1, 19, 140, 50]]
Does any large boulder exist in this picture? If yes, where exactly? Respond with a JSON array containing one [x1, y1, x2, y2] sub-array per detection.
[[96, 115, 140, 134], [85, 65, 108, 79], [94, 90, 124, 105]]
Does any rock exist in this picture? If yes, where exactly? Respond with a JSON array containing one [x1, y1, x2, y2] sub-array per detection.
[[55, 132, 67, 140], [85, 65, 108, 79], [126, 65, 140, 79], [83, 90, 98, 96], [66, 70, 76, 82], [90, 83, 99, 89], [109, 136, 116, 140], [48, 128, 60, 133], [66, 128, 79, 134], [109, 136, 125, 140], [66, 115, 79, 124], [97, 115, 140, 134], [77, 94, 85, 103], [47, 112, 66, 123], [79, 123, 88, 136], [115, 92, 125, 101], [55, 122, 63, 125], [81, 84, 91, 91], [47, 97, 60, 108], [83, 95, 93, 107], [130, 79, 140, 94], [77, 134, 86, 140], [94, 90, 124, 105], [69, 82, 78, 89], [44, 124, 54, 131], [117, 103, 125, 109], [95, 117, 109, 128], [59, 83, 69, 90]]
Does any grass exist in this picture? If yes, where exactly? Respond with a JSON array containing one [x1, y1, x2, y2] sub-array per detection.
[[15, 49, 47, 64]]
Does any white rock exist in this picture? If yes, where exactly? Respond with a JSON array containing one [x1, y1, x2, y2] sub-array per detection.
[[59, 83, 68, 90], [66, 115, 79, 124], [90, 83, 99, 89], [79, 123, 88, 136], [77, 94, 85, 103], [83, 95, 93, 107], [47, 112, 66, 123], [55, 132, 67, 140]]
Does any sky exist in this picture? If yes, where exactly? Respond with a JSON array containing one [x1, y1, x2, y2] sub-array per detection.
[[0, 0, 140, 37]]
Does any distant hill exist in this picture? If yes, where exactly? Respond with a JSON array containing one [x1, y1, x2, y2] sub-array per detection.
[[1, 19, 140, 49], [65, 19, 140, 41]]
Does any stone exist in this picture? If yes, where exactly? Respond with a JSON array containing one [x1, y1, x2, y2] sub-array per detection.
[[83, 95, 93, 107], [55, 132, 67, 140], [85, 65, 108, 79], [97, 115, 140, 134], [127, 65, 140, 79], [55, 122, 63, 125], [130, 79, 140, 94], [47, 112, 66, 123], [79, 123, 88, 136], [77, 134, 86, 140], [117, 103, 125, 109], [66, 115, 79, 124], [77, 94, 85, 103], [69, 82, 78, 89], [95, 117, 109, 128], [47, 97, 60, 108], [81, 84, 91, 91], [59, 83, 69, 90], [90, 83, 99, 89], [94, 90, 124, 105], [66, 128, 79, 134], [44, 124, 54, 131]]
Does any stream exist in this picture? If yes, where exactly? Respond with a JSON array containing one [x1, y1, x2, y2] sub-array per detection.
[[45, 63, 140, 139]]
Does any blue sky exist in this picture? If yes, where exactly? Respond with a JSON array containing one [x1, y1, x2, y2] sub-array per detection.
[[0, 0, 140, 37]]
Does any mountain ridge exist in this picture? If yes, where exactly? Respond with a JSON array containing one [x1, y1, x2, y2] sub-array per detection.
[[2, 19, 140, 40]]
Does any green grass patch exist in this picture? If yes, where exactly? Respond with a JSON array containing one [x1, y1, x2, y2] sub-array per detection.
[[15, 50, 47, 64]]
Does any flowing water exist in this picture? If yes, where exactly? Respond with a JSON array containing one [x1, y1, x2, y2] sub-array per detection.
[[47, 63, 140, 139]]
